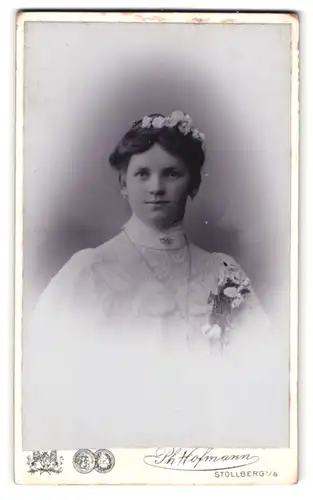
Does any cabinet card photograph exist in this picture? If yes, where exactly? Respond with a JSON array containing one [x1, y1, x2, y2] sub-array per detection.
[[15, 11, 299, 485]]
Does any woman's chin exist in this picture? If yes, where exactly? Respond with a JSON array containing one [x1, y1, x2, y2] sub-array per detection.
[[140, 214, 178, 231]]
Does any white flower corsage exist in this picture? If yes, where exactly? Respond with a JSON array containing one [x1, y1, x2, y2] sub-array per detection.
[[202, 261, 252, 349]]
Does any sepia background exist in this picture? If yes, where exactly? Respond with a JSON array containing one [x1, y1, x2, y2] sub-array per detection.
[[23, 21, 291, 329]]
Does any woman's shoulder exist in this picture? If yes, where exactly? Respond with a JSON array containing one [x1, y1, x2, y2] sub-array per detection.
[[32, 233, 129, 319], [60, 231, 129, 273], [35, 233, 125, 298], [189, 243, 246, 276], [58, 231, 140, 297]]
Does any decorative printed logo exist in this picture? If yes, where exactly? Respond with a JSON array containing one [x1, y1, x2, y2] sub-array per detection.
[[72, 449, 96, 474], [27, 450, 64, 475], [94, 449, 115, 474]]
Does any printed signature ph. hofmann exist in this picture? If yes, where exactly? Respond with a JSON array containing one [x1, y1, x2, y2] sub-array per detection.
[[144, 448, 260, 472]]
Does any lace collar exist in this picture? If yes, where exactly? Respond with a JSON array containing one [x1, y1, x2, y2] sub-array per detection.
[[123, 215, 187, 250]]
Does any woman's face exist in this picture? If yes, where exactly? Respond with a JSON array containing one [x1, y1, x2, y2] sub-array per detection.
[[121, 143, 195, 230]]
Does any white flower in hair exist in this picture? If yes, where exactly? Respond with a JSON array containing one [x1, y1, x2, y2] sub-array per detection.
[[198, 131, 205, 142], [184, 113, 193, 125], [142, 116, 153, 128], [178, 121, 192, 135], [163, 116, 174, 127], [192, 128, 206, 144], [140, 110, 205, 150], [152, 116, 165, 128], [170, 110, 186, 124], [192, 128, 200, 139]]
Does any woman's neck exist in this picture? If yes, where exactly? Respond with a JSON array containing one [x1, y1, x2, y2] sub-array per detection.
[[123, 214, 187, 250]]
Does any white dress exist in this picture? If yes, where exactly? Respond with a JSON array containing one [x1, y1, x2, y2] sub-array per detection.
[[22, 215, 289, 450]]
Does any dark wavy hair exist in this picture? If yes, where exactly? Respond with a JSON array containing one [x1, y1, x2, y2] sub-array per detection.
[[109, 113, 205, 193]]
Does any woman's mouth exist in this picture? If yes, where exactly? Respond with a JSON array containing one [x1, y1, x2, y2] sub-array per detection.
[[144, 201, 170, 204], [144, 201, 170, 211]]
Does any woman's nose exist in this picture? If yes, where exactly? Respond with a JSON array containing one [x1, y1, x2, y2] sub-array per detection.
[[148, 174, 165, 195]]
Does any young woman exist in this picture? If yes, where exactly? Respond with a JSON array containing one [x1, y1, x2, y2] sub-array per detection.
[[23, 111, 289, 450]]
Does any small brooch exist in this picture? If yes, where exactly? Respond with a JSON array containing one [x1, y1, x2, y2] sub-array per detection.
[[159, 237, 173, 246]]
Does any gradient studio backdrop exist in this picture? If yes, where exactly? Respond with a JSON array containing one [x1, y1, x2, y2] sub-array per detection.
[[23, 21, 291, 328]]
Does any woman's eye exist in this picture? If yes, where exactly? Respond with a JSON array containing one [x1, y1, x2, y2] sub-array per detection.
[[135, 169, 149, 178], [165, 169, 181, 178]]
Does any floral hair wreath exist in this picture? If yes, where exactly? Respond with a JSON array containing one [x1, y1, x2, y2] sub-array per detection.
[[141, 110, 205, 150]]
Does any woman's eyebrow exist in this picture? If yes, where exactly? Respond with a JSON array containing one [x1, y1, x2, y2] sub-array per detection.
[[162, 165, 185, 172], [162, 165, 181, 170]]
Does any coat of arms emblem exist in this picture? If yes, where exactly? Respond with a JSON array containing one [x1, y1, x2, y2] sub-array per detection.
[[27, 450, 64, 475]]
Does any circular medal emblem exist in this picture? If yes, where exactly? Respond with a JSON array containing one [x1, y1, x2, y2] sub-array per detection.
[[72, 449, 95, 474], [94, 449, 115, 474]]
